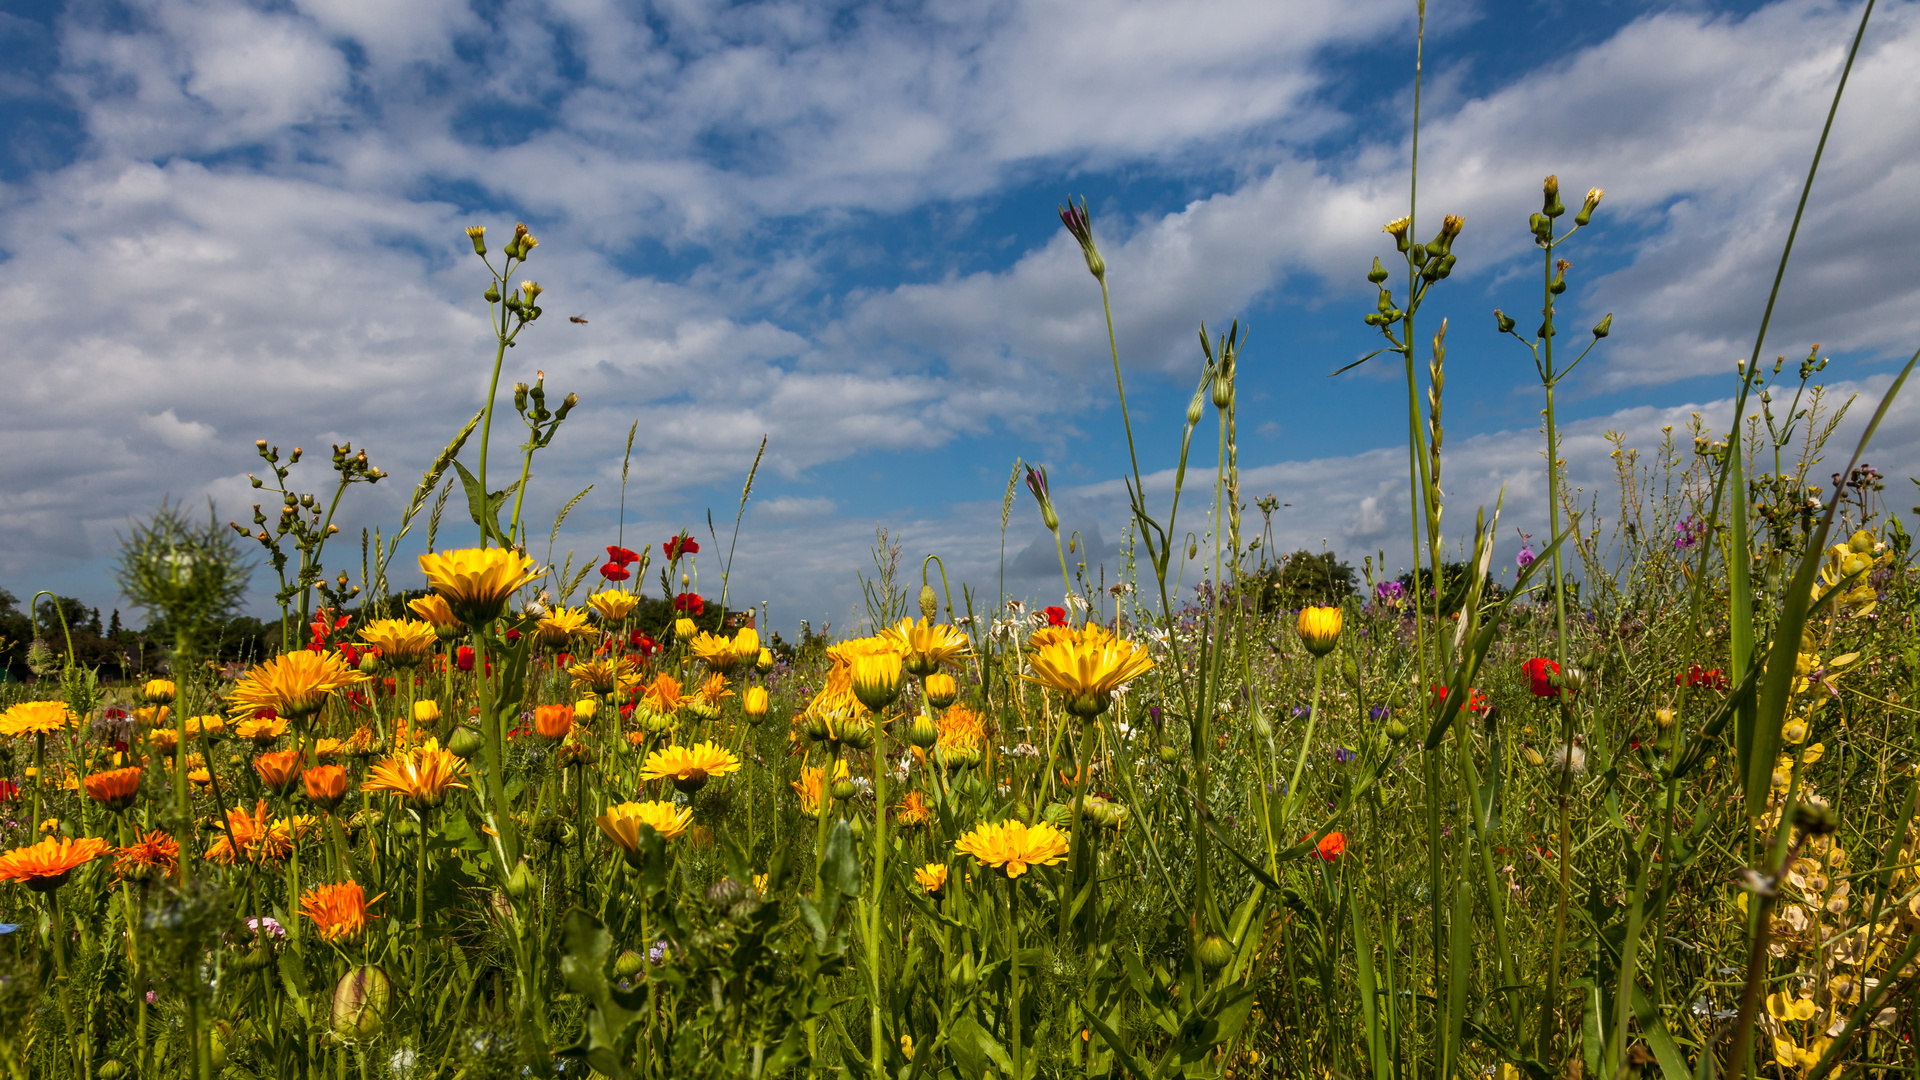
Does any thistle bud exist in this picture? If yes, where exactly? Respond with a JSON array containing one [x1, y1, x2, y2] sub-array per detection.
[[1575, 188, 1603, 227], [919, 585, 939, 620], [1592, 313, 1612, 339], [1367, 257, 1389, 284], [1494, 310, 1516, 334], [1542, 175, 1564, 218], [465, 225, 487, 255]]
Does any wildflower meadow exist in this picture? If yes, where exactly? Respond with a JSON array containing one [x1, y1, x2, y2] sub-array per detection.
[[4, 6, 1920, 1080]]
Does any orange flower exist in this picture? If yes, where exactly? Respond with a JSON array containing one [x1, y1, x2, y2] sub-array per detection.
[[254, 749, 304, 795], [1314, 832, 1347, 862], [299, 880, 383, 943], [0, 836, 110, 891], [113, 830, 179, 881], [83, 766, 143, 811], [302, 766, 350, 811], [0, 701, 78, 737], [896, 789, 934, 827], [954, 820, 1069, 879], [206, 800, 277, 864], [361, 738, 468, 809], [235, 714, 289, 745], [641, 674, 684, 715], [533, 704, 575, 741]]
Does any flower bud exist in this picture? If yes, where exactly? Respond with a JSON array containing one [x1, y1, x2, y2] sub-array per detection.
[[1382, 216, 1411, 252], [1654, 707, 1675, 729], [905, 713, 940, 748], [1367, 256, 1389, 284], [1186, 389, 1206, 427], [741, 685, 769, 723], [1296, 606, 1342, 657], [614, 950, 645, 978], [830, 776, 859, 801], [465, 225, 487, 255], [836, 718, 876, 751], [331, 966, 393, 1042], [484, 286, 500, 303], [1542, 175, 1563, 218], [924, 672, 958, 709], [1494, 310, 1516, 334], [447, 726, 485, 759], [505, 860, 534, 900], [1592, 313, 1612, 339], [1196, 933, 1234, 972], [1575, 188, 1603, 227], [1384, 718, 1409, 742]]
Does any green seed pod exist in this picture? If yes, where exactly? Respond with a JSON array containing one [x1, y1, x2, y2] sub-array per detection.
[[1592, 313, 1612, 339], [96, 1061, 128, 1080], [1158, 744, 1179, 764], [1367, 256, 1389, 284], [614, 949, 645, 978], [331, 966, 393, 1042], [505, 861, 534, 901], [1384, 718, 1409, 742], [1494, 310, 1516, 334], [447, 726, 484, 759], [830, 776, 859, 801]]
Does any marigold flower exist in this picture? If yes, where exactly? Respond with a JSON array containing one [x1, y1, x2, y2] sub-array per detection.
[[880, 618, 971, 677], [113, 829, 179, 881], [792, 759, 850, 818], [255, 749, 305, 794], [837, 636, 907, 712], [207, 800, 280, 864], [689, 631, 742, 673], [303, 765, 350, 810], [533, 704, 575, 741], [148, 728, 180, 755], [300, 880, 383, 943], [406, 594, 464, 639], [586, 590, 640, 621], [143, 679, 177, 705], [536, 607, 597, 649], [1026, 629, 1154, 717], [693, 673, 734, 709], [359, 619, 439, 667], [741, 685, 769, 721], [924, 672, 959, 708], [640, 741, 741, 793], [227, 650, 367, 721], [914, 862, 949, 896], [570, 655, 639, 696], [418, 547, 540, 626], [360, 738, 468, 809], [0, 835, 110, 891], [897, 789, 933, 827], [83, 766, 143, 811], [1297, 606, 1343, 657], [184, 714, 225, 737], [132, 705, 170, 729], [642, 673, 684, 715], [0, 700, 78, 737], [236, 714, 288, 745], [597, 800, 693, 862], [955, 820, 1069, 879]]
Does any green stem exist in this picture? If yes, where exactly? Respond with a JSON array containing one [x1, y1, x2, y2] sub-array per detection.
[[1008, 880, 1024, 1080], [1283, 657, 1327, 828]]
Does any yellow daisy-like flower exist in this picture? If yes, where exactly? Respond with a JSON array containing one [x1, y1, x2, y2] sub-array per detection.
[[640, 741, 742, 793], [536, 607, 597, 649], [183, 714, 225, 737], [360, 738, 469, 809], [418, 547, 540, 626], [1026, 628, 1154, 718], [791, 759, 850, 818], [142, 679, 177, 705], [1296, 606, 1342, 657], [597, 800, 693, 862], [879, 617, 971, 675], [897, 789, 933, 827], [832, 636, 907, 712], [235, 714, 288, 744], [689, 631, 742, 673], [358, 619, 440, 667], [300, 880, 383, 943], [695, 673, 734, 707], [801, 655, 869, 732], [955, 820, 1069, 879], [729, 627, 762, 666], [226, 650, 367, 721], [913, 862, 949, 896], [569, 654, 640, 696], [406, 594, 464, 636], [585, 590, 640, 621], [0, 700, 78, 737]]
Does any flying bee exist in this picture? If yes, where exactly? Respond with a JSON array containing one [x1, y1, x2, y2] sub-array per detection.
[[568, 314, 589, 324]]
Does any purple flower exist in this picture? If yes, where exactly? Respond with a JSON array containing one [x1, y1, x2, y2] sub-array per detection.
[[247, 916, 286, 940], [1369, 705, 1391, 721], [1333, 747, 1356, 765], [1516, 545, 1535, 570], [1290, 705, 1310, 719], [1675, 517, 1706, 551], [649, 940, 671, 963], [1374, 580, 1405, 604]]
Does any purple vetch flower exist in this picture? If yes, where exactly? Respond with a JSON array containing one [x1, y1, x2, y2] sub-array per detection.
[[1290, 705, 1310, 719], [1675, 517, 1706, 551], [1369, 705, 1391, 721], [247, 916, 286, 940], [1333, 747, 1357, 765]]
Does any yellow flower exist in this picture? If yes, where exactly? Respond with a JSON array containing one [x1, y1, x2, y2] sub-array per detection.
[[757, 647, 773, 670], [586, 590, 640, 621], [536, 607, 597, 649], [1767, 991, 1818, 1022], [184, 714, 225, 737], [1026, 629, 1154, 717], [300, 880, 383, 943], [597, 801, 693, 861], [360, 738, 469, 809], [413, 699, 441, 726], [792, 760, 850, 818], [574, 698, 598, 721], [142, 679, 177, 705], [897, 789, 933, 827], [673, 617, 697, 640], [924, 672, 959, 708], [879, 617, 971, 675], [730, 627, 761, 666], [955, 820, 1069, 879], [802, 659, 869, 731], [418, 547, 540, 626], [641, 741, 742, 793], [132, 705, 170, 728], [82, 766, 143, 811], [836, 636, 907, 712], [1297, 606, 1343, 657], [570, 654, 640, 696], [358, 619, 439, 667], [694, 673, 734, 708], [406, 594, 464, 637], [226, 650, 367, 721], [253, 749, 304, 794], [913, 862, 950, 896], [690, 631, 743, 673], [235, 714, 289, 745], [741, 685, 769, 721], [0, 701, 78, 737], [642, 674, 685, 715]]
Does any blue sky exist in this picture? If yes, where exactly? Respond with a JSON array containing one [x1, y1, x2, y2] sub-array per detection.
[[3, 0, 1918, 635]]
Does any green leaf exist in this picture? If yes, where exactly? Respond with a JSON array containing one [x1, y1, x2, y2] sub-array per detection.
[[948, 1015, 1013, 1080], [554, 909, 645, 1080]]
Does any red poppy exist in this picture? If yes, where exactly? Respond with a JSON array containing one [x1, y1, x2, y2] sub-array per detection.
[[556, 653, 573, 669], [1677, 664, 1728, 691], [1314, 832, 1347, 861], [599, 561, 631, 581], [504, 628, 522, 645], [1043, 606, 1068, 627], [0, 779, 18, 802], [346, 690, 369, 711], [1522, 657, 1561, 698], [606, 545, 640, 566], [1430, 685, 1490, 714], [456, 646, 475, 672], [673, 592, 705, 615], [664, 534, 700, 560], [619, 702, 635, 721], [338, 644, 361, 668], [104, 708, 128, 721], [628, 631, 659, 657]]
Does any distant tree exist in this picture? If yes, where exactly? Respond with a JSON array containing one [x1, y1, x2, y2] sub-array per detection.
[[1252, 550, 1356, 610]]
